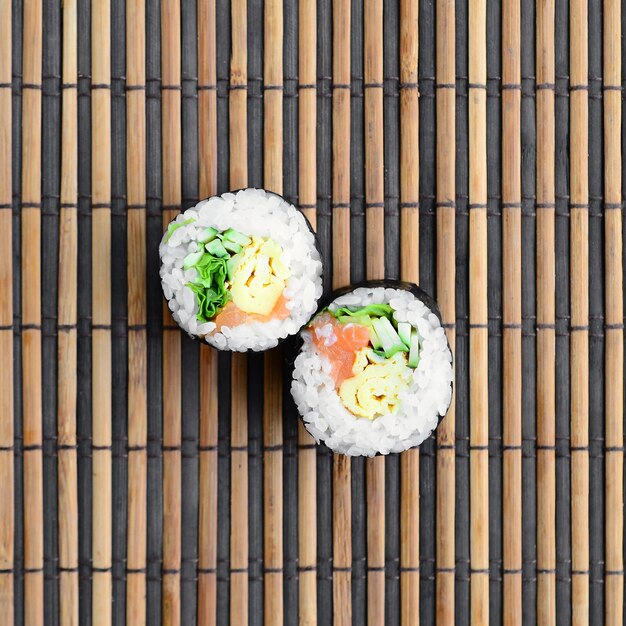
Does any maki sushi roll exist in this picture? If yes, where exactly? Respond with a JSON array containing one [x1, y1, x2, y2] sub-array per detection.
[[159, 188, 323, 351], [291, 281, 453, 456]]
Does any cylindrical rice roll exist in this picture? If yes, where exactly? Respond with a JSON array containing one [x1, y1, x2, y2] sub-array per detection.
[[159, 188, 323, 351], [290, 280, 453, 456]]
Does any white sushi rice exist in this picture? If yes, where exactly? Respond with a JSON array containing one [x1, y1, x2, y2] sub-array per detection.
[[159, 188, 323, 351], [291, 286, 453, 456]]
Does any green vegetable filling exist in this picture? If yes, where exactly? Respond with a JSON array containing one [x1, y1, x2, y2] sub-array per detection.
[[328, 301, 422, 366], [175, 226, 253, 322]]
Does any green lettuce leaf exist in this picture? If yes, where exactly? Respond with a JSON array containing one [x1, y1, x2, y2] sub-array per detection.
[[331, 303, 393, 322], [185, 250, 232, 321]]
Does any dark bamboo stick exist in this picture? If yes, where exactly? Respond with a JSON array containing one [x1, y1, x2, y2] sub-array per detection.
[[364, 1, 385, 621], [161, 0, 182, 622], [502, 0, 522, 621], [126, 0, 148, 621], [469, 0, 489, 621], [264, 0, 284, 621], [569, 0, 589, 622], [536, 0, 556, 622], [435, 0, 456, 622], [298, 1, 317, 623], [0, 0, 13, 620], [21, 0, 44, 621], [58, 0, 79, 622], [197, 1, 218, 624], [331, 1, 352, 623], [227, 1, 248, 624], [399, 1, 420, 623], [603, 0, 623, 622]]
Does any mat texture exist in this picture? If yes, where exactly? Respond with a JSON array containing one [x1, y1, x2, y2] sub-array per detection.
[[0, 0, 623, 624]]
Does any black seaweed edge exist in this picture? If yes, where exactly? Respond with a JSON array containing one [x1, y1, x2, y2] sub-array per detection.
[[159, 187, 325, 352], [289, 279, 454, 457]]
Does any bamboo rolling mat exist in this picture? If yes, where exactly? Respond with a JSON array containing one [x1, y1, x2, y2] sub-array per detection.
[[0, 0, 623, 623]]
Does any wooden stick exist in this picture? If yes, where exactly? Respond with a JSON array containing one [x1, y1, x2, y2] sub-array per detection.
[[197, 1, 218, 624], [126, 0, 148, 621], [469, 0, 489, 621], [332, 1, 351, 624], [92, 0, 113, 622], [364, 2, 385, 622], [535, 0, 556, 622], [264, 1, 284, 622], [298, 1, 317, 624], [227, 1, 248, 624], [570, 0, 589, 622], [161, 0, 182, 622], [58, 0, 79, 622], [21, 0, 44, 621], [435, 0, 456, 622], [502, 0, 521, 622], [603, 0, 623, 622], [399, 1, 419, 623], [0, 0, 13, 620], [569, 0, 590, 621]]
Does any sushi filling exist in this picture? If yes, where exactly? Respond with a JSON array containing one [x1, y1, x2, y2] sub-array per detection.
[[179, 225, 291, 324], [308, 304, 420, 420]]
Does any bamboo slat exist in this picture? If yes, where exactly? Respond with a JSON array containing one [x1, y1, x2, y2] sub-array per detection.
[[0, 0, 12, 620], [21, 0, 44, 621], [502, 0, 522, 622], [399, 1, 420, 623], [331, 1, 352, 623], [92, 0, 113, 621], [161, 0, 182, 622], [603, 0, 623, 623], [126, 0, 147, 622], [364, 1, 385, 622], [569, 0, 589, 622], [469, 0, 489, 621], [297, 1, 317, 624], [228, 1, 248, 624], [535, 0, 556, 622], [435, 0, 456, 622], [58, 0, 79, 622], [264, 1, 284, 622], [197, 1, 218, 624]]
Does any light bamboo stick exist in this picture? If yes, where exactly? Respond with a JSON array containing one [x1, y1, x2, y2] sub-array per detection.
[[0, 0, 13, 620], [332, 0, 352, 624], [264, 0, 284, 622], [92, 0, 113, 622], [298, 1, 317, 624], [502, 0, 521, 622], [435, 0, 456, 622], [197, 1, 218, 624], [227, 1, 248, 625], [126, 0, 148, 622], [161, 0, 182, 622], [21, 0, 44, 621], [603, 0, 623, 623], [364, 1, 385, 622], [399, 1, 420, 623], [569, 0, 589, 623], [58, 0, 79, 622], [535, 0, 556, 622], [469, 0, 489, 621]]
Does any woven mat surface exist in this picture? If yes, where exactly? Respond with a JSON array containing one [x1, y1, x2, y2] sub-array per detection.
[[1, 0, 623, 623]]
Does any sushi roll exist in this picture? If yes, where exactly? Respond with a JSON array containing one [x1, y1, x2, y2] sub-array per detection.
[[291, 281, 453, 456], [159, 188, 323, 351]]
